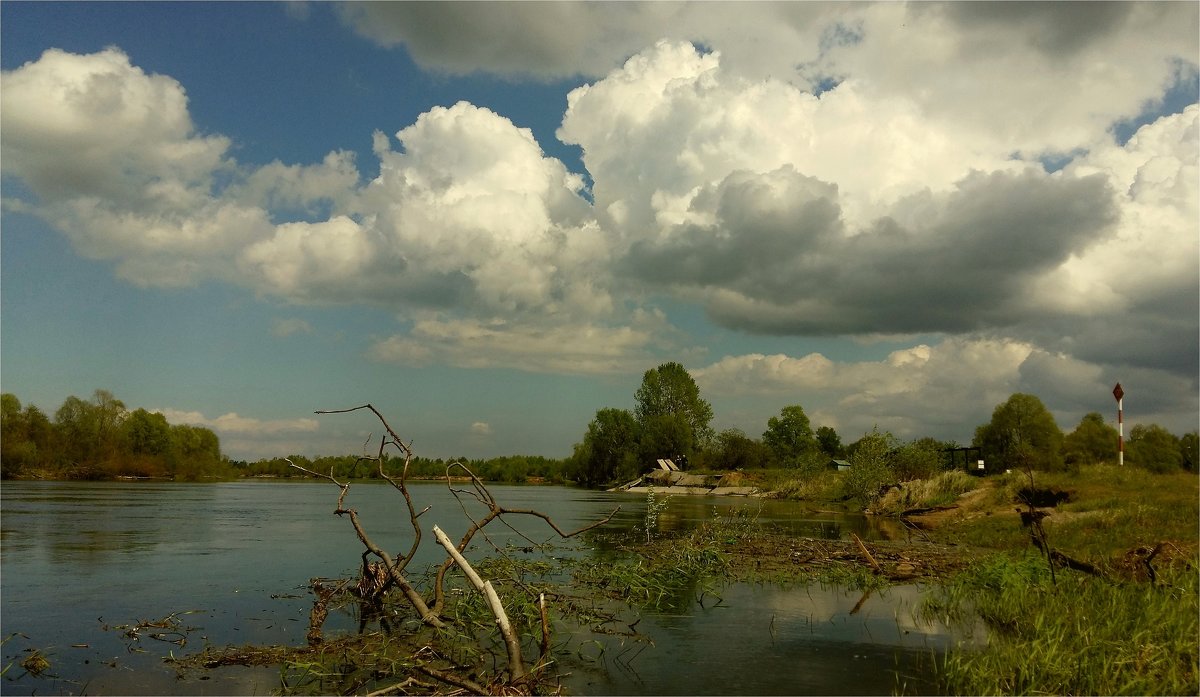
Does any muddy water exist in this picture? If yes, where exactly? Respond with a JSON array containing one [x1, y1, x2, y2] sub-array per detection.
[[1, 481, 969, 695]]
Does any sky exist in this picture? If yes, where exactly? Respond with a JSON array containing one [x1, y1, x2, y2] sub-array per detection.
[[1, 1, 1197, 462]]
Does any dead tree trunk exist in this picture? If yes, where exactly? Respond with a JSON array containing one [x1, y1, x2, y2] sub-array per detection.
[[291, 403, 620, 692]]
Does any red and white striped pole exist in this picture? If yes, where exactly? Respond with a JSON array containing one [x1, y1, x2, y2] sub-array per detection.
[[1113, 382, 1124, 466]]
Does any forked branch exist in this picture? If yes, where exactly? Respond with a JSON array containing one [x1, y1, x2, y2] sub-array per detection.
[[293, 403, 619, 693]]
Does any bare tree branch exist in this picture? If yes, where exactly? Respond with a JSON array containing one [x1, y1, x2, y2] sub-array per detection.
[[293, 403, 618, 691], [433, 525, 525, 682]]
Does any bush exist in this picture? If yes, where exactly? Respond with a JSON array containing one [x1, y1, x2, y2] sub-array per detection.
[[842, 429, 896, 505]]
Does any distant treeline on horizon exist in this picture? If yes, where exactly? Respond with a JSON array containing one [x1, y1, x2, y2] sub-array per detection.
[[4, 387, 1195, 484], [0, 389, 574, 484]]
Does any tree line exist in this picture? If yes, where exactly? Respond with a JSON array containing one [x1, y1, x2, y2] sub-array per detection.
[[566, 363, 1200, 488], [1, 389, 228, 480], [232, 453, 569, 484], [5, 379, 1194, 487]]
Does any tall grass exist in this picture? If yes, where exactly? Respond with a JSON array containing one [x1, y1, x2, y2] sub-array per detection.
[[922, 553, 1198, 695], [757, 468, 844, 502], [871, 470, 980, 515]]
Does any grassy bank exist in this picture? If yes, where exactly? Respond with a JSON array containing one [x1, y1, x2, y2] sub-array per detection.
[[921, 553, 1198, 695], [747, 463, 1199, 695], [900, 466, 1198, 695]]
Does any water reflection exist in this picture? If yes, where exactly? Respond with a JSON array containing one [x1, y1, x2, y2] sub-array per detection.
[[1, 481, 968, 696], [561, 582, 965, 696]]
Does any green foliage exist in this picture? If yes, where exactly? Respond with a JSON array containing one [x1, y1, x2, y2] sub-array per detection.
[[637, 412, 693, 465], [765, 468, 844, 502], [643, 487, 670, 543], [1, 395, 55, 477], [890, 437, 948, 481], [123, 408, 173, 456], [842, 428, 897, 505], [1127, 424, 1183, 473], [762, 404, 818, 466], [709, 428, 771, 470], [974, 393, 1065, 471], [565, 407, 640, 487], [1181, 431, 1199, 473], [1, 389, 226, 480], [923, 554, 1198, 696], [239, 452, 568, 484], [634, 361, 714, 453], [1062, 412, 1120, 466], [815, 425, 843, 458]]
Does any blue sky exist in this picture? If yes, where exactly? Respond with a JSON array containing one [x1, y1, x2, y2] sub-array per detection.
[[2, 2, 1197, 460]]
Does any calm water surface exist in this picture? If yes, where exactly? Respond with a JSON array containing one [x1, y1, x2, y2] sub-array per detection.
[[1, 481, 966, 695]]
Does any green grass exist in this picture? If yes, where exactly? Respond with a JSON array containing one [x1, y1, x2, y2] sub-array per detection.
[[922, 553, 1198, 695], [931, 465, 1199, 563], [871, 470, 980, 515], [751, 468, 846, 503]]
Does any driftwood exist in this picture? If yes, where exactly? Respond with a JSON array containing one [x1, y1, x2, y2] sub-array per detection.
[[290, 403, 619, 693], [850, 532, 883, 574], [432, 525, 525, 682]]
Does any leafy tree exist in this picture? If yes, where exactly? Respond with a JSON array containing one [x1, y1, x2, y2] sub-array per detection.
[[54, 394, 102, 475], [122, 408, 173, 456], [634, 362, 714, 453], [1, 394, 40, 476], [119, 408, 174, 477], [169, 423, 223, 480], [762, 405, 818, 466], [815, 425, 843, 458], [712, 428, 771, 470], [1126, 424, 1182, 473], [637, 412, 693, 466], [569, 408, 640, 487], [973, 393, 1064, 471], [1062, 412, 1119, 466], [891, 437, 948, 481], [842, 428, 898, 505], [90, 389, 128, 462], [4, 389, 229, 480]]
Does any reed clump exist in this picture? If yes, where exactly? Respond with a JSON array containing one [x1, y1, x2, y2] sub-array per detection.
[[921, 553, 1198, 695], [870, 470, 980, 515]]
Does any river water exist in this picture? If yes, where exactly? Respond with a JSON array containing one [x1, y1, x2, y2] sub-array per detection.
[[1, 481, 968, 695]]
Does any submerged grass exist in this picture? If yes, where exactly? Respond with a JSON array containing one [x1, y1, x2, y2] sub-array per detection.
[[921, 553, 1198, 695]]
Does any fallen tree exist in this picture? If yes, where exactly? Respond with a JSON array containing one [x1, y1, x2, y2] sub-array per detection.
[[284, 404, 619, 694]]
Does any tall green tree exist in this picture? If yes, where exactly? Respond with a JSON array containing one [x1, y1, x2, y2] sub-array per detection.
[[2, 394, 38, 476], [169, 423, 222, 480], [634, 362, 714, 455], [1062, 412, 1120, 466], [637, 413, 694, 465], [1126, 424, 1182, 473], [815, 425, 843, 458], [122, 408, 173, 456], [569, 408, 640, 487], [762, 405, 818, 466], [973, 393, 1064, 471], [712, 428, 771, 470], [54, 394, 101, 474]]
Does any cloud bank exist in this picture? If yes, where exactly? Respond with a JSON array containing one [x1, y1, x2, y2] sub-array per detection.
[[3, 2, 1196, 440]]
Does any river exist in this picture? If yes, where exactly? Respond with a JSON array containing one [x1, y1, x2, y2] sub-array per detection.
[[0, 480, 969, 695]]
